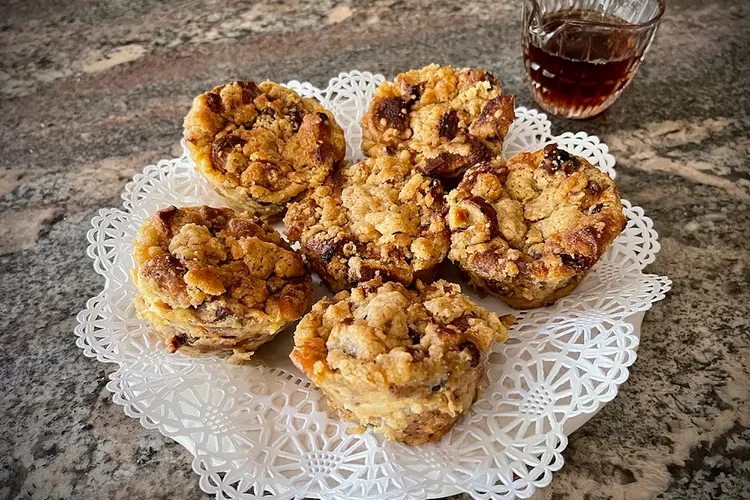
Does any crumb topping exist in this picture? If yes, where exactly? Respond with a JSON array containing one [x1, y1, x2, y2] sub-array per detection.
[[447, 145, 626, 287], [284, 151, 450, 291], [133, 206, 311, 321], [291, 278, 514, 392], [361, 64, 515, 179], [184, 81, 346, 215]]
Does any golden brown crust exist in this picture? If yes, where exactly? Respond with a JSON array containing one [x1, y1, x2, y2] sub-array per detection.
[[284, 151, 450, 292], [361, 64, 515, 179], [290, 278, 514, 444], [447, 145, 626, 309], [183, 81, 346, 220], [132, 205, 313, 361]]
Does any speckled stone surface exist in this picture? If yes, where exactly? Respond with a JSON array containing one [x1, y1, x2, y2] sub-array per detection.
[[1, 0, 748, 499]]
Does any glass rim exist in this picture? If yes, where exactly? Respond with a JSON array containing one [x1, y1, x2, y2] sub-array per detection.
[[527, 0, 666, 29]]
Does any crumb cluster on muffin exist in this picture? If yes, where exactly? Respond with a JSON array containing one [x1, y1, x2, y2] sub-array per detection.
[[290, 278, 514, 444], [447, 144, 626, 309], [132, 205, 313, 362], [361, 64, 515, 179], [284, 150, 450, 292], [183, 81, 346, 220]]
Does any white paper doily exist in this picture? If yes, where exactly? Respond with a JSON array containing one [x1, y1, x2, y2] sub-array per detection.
[[75, 71, 671, 500]]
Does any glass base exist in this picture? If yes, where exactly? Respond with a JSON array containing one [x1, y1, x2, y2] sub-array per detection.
[[528, 82, 625, 119]]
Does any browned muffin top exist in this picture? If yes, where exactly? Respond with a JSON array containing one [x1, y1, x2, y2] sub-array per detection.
[[291, 278, 514, 390], [183, 81, 346, 208], [447, 145, 626, 285], [133, 205, 311, 322], [361, 64, 515, 179], [284, 151, 450, 291]]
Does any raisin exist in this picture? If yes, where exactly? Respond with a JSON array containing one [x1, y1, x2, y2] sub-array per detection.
[[167, 333, 188, 353], [542, 144, 580, 174], [373, 97, 409, 131], [588, 181, 602, 195], [481, 71, 499, 89], [469, 95, 515, 139], [205, 92, 223, 114], [213, 306, 228, 321], [236, 81, 261, 104], [211, 135, 246, 171], [406, 83, 424, 105], [154, 205, 179, 238], [468, 137, 492, 163], [459, 341, 481, 367], [321, 246, 336, 262], [421, 138, 490, 179], [451, 314, 475, 332], [226, 217, 263, 238], [467, 196, 500, 237], [197, 303, 229, 323], [544, 143, 570, 162], [314, 142, 334, 164], [143, 255, 187, 293], [439, 110, 459, 140], [287, 108, 303, 131], [353, 263, 400, 284], [408, 328, 422, 345], [559, 253, 589, 271]]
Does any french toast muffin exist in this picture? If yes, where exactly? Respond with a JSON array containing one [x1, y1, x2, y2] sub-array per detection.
[[132, 205, 313, 362], [447, 145, 626, 309], [290, 278, 515, 445], [361, 64, 515, 179], [284, 151, 450, 292], [183, 81, 346, 220]]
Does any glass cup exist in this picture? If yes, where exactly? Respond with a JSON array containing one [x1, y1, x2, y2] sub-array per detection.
[[522, 0, 665, 119]]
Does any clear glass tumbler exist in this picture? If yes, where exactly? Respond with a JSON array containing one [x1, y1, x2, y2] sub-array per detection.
[[522, 0, 665, 119]]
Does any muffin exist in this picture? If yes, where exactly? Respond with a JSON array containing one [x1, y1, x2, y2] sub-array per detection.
[[183, 81, 346, 220], [361, 64, 515, 179], [290, 278, 515, 445], [284, 150, 450, 292], [447, 144, 626, 309], [132, 205, 313, 362]]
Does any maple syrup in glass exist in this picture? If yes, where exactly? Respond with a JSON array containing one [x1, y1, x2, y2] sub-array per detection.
[[522, 0, 665, 119]]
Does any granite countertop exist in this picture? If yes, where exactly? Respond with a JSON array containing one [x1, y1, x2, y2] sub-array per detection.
[[1, 0, 748, 499]]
